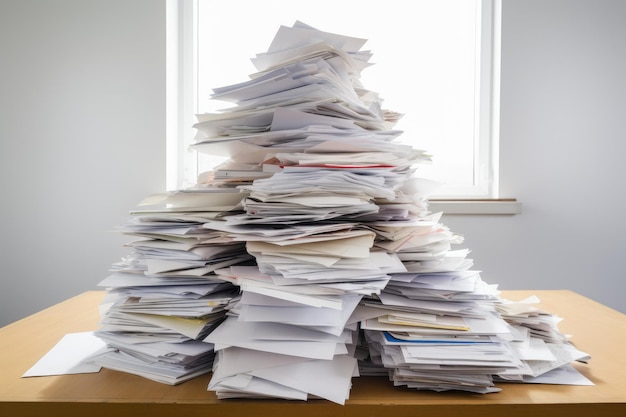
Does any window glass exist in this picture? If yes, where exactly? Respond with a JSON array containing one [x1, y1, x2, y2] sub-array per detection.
[[187, 0, 497, 198]]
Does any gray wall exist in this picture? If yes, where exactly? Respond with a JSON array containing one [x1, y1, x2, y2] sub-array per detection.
[[0, 0, 166, 326], [443, 0, 626, 313], [0, 0, 624, 327]]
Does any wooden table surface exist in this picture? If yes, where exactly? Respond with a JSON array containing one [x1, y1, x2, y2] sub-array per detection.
[[1, 289, 625, 416]]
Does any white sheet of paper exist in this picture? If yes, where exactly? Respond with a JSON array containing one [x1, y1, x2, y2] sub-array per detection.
[[525, 342, 591, 377], [212, 373, 308, 400], [23, 332, 107, 377], [204, 318, 344, 359], [510, 337, 557, 361], [215, 347, 315, 376], [522, 364, 594, 385], [248, 354, 357, 405]]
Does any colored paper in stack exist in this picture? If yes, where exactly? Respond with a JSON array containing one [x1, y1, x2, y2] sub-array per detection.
[[354, 225, 591, 391], [89, 189, 253, 385], [357, 264, 520, 392]]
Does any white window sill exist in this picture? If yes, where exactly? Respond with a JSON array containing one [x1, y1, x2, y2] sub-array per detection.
[[428, 199, 522, 215]]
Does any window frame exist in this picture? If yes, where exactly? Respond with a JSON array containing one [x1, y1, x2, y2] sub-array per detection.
[[166, 0, 519, 214]]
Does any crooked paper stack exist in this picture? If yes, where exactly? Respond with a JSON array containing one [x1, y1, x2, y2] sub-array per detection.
[[92, 21, 590, 403], [89, 189, 254, 384]]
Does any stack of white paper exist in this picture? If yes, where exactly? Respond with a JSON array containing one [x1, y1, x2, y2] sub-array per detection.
[[346, 214, 516, 393], [89, 190, 253, 385], [355, 268, 591, 391], [189, 21, 426, 404], [357, 296, 520, 392], [203, 235, 388, 402], [493, 296, 591, 383], [190, 21, 590, 399], [86, 20, 592, 398]]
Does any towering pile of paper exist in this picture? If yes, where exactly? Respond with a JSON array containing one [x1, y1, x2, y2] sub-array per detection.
[[192, 22, 418, 403], [190, 21, 590, 401], [92, 21, 591, 401]]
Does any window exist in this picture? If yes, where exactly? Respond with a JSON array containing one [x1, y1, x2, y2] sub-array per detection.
[[167, 0, 503, 203]]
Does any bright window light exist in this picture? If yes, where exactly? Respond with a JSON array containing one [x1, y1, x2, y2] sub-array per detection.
[[169, 0, 500, 199]]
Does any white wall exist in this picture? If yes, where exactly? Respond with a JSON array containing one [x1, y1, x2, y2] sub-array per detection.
[[0, 0, 624, 328], [442, 0, 626, 314], [0, 0, 166, 326]]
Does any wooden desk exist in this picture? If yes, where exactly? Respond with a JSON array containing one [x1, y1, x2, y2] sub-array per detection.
[[1, 290, 624, 416]]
